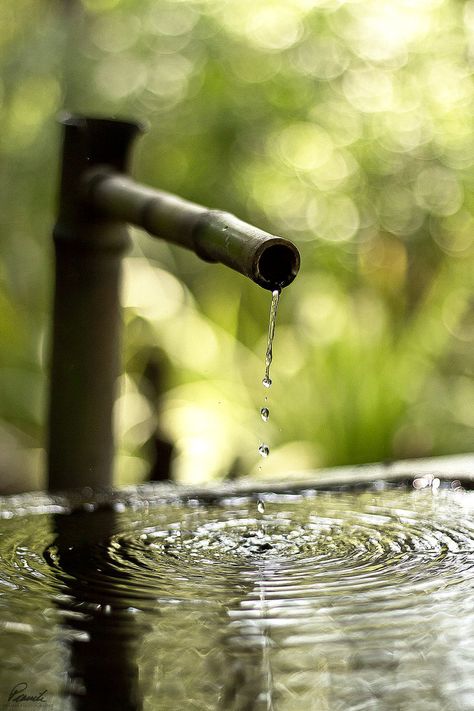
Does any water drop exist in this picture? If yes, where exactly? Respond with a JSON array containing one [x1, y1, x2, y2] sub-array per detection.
[[262, 376, 272, 389], [258, 444, 270, 458], [260, 407, 269, 422], [257, 500, 265, 514]]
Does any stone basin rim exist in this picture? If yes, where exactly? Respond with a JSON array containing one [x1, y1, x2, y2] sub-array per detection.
[[0, 454, 472, 518]]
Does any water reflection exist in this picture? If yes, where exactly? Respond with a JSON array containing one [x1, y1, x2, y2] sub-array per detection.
[[0, 481, 473, 709], [45, 508, 146, 710]]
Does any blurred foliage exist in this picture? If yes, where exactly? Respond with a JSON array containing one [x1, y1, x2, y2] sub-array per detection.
[[0, 0, 473, 491]]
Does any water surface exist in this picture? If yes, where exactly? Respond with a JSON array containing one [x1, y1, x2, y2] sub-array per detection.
[[0, 480, 473, 710]]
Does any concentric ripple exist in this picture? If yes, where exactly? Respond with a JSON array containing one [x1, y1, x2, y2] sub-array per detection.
[[1, 483, 474, 710]]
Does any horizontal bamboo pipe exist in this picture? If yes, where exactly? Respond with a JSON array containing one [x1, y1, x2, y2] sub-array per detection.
[[84, 170, 300, 290]]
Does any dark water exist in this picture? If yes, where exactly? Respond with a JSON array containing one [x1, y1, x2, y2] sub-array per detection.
[[0, 480, 473, 710]]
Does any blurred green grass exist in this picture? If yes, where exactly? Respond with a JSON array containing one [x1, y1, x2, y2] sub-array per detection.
[[0, 0, 472, 491]]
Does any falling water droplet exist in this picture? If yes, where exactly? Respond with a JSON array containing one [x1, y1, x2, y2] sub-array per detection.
[[262, 376, 272, 389], [260, 407, 269, 422], [257, 500, 265, 514], [258, 444, 270, 458]]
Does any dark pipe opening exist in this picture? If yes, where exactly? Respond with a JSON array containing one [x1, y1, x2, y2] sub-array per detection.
[[256, 243, 300, 289]]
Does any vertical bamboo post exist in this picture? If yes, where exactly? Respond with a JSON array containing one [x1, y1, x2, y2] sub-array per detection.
[[47, 116, 142, 491]]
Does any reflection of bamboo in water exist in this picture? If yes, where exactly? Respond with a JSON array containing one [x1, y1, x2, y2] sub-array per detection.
[[259, 577, 275, 711], [45, 509, 146, 711], [219, 568, 275, 711]]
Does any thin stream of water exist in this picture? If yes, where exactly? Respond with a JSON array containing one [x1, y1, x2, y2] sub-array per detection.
[[262, 289, 281, 390], [256, 289, 280, 711], [259, 289, 281, 463]]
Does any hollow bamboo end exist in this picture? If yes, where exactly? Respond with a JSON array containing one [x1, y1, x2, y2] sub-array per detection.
[[253, 239, 300, 290]]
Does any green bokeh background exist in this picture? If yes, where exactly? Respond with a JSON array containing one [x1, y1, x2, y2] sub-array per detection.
[[0, 0, 473, 492]]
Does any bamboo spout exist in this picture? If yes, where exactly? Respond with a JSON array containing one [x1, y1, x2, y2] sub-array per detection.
[[85, 171, 300, 290], [47, 115, 300, 492]]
